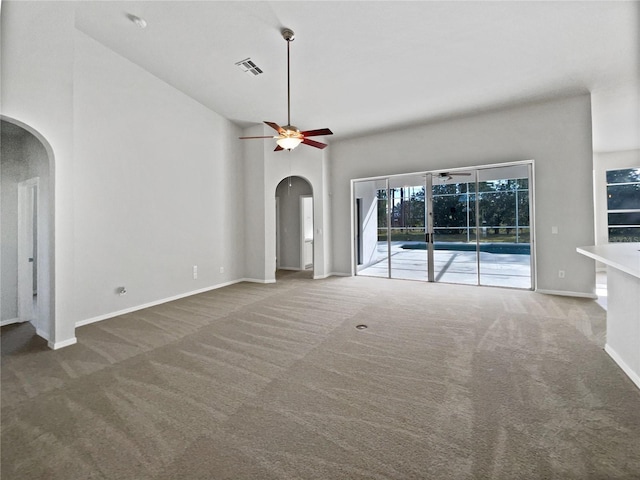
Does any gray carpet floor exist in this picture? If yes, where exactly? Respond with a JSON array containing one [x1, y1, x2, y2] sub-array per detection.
[[2, 271, 640, 479]]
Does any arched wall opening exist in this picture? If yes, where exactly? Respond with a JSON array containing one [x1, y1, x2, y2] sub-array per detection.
[[275, 176, 314, 275], [1, 117, 55, 346], [250, 134, 329, 283]]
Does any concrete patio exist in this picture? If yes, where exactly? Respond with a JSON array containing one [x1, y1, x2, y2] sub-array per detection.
[[357, 241, 532, 289]]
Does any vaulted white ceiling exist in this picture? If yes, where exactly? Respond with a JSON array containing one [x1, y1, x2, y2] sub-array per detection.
[[73, 1, 639, 152]]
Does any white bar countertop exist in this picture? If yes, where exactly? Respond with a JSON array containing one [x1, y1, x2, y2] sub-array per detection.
[[577, 243, 640, 279]]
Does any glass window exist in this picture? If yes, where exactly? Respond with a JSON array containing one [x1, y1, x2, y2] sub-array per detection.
[[606, 168, 640, 242], [606, 168, 640, 184]]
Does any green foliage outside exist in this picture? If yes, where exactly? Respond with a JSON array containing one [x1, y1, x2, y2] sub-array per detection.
[[376, 179, 531, 243]]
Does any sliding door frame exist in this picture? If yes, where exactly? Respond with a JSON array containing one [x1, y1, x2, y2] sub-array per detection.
[[352, 159, 535, 290]]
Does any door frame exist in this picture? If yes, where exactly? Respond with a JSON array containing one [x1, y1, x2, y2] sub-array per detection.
[[17, 177, 39, 327], [275, 197, 280, 270], [352, 160, 535, 289], [300, 195, 313, 270]]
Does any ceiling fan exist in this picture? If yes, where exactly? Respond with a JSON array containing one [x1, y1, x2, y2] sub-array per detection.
[[438, 172, 472, 181], [239, 28, 333, 151]]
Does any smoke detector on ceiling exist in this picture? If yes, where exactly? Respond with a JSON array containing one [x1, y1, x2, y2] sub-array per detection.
[[235, 58, 263, 76]]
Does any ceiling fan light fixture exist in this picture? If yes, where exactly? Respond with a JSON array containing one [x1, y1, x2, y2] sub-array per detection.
[[276, 136, 303, 150]]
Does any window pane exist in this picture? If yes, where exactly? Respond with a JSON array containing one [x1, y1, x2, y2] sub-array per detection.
[[606, 168, 640, 184], [608, 227, 640, 243], [518, 194, 529, 226], [608, 211, 640, 226], [433, 183, 469, 195], [433, 194, 473, 230], [607, 184, 640, 210]]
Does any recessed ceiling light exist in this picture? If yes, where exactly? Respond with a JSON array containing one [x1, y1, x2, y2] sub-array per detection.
[[127, 14, 147, 29]]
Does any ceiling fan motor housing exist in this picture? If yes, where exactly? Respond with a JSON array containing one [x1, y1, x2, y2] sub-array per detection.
[[281, 28, 295, 41], [282, 125, 301, 136]]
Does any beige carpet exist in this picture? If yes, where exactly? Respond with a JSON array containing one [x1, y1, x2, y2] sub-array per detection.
[[2, 271, 639, 479]]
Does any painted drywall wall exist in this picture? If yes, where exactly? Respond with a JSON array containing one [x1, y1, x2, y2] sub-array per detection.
[[593, 149, 640, 247], [72, 31, 244, 322], [242, 124, 268, 282], [330, 95, 595, 296], [1, 1, 75, 346], [242, 125, 331, 282], [264, 139, 330, 280], [2, 3, 245, 344], [1, 125, 53, 339], [275, 176, 312, 270]]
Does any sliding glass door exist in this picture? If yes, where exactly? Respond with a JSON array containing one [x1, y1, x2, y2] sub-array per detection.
[[477, 164, 532, 288], [354, 161, 534, 290], [389, 175, 428, 281], [431, 171, 478, 285]]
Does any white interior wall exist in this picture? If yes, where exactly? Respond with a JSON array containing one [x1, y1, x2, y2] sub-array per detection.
[[330, 95, 596, 296], [1, 1, 75, 346], [593, 149, 640, 249], [321, 150, 333, 276], [243, 127, 331, 282], [73, 31, 244, 323], [275, 176, 312, 270], [242, 124, 268, 282], [264, 141, 329, 280], [2, 3, 245, 346]]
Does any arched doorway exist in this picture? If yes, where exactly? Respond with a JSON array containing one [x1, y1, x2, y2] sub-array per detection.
[[1, 118, 55, 347], [275, 176, 314, 277]]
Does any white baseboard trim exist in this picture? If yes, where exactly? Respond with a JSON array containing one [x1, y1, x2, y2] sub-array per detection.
[[278, 266, 302, 271], [49, 337, 77, 350], [313, 272, 350, 279], [242, 278, 276, 284], [0, 317, 21, 327], [36, 328, 50, 341], [75, 279, 245, 328], [329, 272, 352, 277], [605, 344, 640, 390], [536, 289, 598, 299]]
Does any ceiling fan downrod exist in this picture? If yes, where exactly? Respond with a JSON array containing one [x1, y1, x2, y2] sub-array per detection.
[[282, 28, 295, 128], [237, 27, 332, 151]]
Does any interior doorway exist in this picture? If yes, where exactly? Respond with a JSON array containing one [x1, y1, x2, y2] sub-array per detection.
[[275, 176, 313, 274], [353, 161, 534, 289], [1, 118, 54, 342]]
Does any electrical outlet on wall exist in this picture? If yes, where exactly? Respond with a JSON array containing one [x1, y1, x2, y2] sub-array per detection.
[[220, 266, 224, 274], [193, 265, 198, 279], [558, 270, 565, 278]]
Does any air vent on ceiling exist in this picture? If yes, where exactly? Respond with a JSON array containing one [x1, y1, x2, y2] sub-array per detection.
[[235, 58, 263, 76]]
